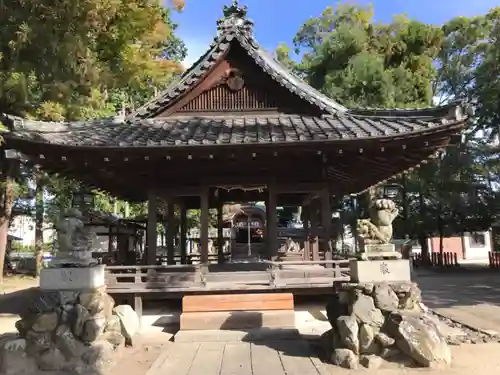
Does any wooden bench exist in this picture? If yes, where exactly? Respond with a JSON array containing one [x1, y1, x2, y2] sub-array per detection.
[[180, 293, 295, 330]]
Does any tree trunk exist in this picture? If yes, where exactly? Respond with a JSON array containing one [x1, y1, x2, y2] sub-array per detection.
[[0, 177, 16, 285], [35, 170, 44, 277], [437, 204, 444, 267]]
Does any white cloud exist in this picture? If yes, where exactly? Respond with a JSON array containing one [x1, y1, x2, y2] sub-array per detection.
[[181, 35, 214, 69]]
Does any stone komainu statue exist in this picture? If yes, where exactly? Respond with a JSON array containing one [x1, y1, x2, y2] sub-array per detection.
[[357, 199, 399, 245], [53, 208, 95, 266]]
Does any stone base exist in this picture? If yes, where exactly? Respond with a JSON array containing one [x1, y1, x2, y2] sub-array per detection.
[[174, 328, 301, 343], [325, 282, 450, 369], [349, 259, 411, 283], [49, 251, 98, 268], [358, 244, 402, 260], [0, 288, 138, 375], [40, 265, 105, 290]]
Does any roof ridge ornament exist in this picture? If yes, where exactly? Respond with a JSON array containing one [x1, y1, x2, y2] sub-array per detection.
[[217, 0, 254, 36]]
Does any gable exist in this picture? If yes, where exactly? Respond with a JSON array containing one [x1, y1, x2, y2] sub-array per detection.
[[155, 42, 324, 117]]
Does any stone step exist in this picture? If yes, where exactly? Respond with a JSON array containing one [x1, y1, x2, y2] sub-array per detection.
[[173, 328, 301, 342]]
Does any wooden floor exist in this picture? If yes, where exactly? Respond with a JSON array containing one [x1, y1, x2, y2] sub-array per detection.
[[146, 341, 329, 375]]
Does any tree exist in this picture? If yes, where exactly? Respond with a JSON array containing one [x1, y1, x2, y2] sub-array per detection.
[[291, 2, 498, 255], [0, 0, 187, 279], [274, 43, 297, 72], [292, 4, 443, 108]]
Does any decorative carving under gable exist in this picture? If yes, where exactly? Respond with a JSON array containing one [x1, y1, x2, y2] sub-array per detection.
[[175, 83, 312, 113], [223, 68, 245, 91]]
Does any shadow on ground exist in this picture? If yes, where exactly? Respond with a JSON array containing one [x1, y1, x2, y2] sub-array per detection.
[[414, 270, 500, 308], [218, 311, 325, 360]]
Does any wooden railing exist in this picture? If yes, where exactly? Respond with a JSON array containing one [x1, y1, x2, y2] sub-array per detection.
[[105, 259, 351, 292], [105, 264, 205, 290], [489, 252, 500, 269], [262, 260, 350, 288], [411, 252, 459, 267]]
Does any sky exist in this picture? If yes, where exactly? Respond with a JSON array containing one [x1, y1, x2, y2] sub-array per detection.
[[171, 0, 499, 67]]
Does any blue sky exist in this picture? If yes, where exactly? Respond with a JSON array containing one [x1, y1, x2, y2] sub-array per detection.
[[171, 0, 498, 67]]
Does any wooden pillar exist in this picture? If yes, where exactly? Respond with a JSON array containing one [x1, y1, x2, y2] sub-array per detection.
[[321, 189, 333, 267], [180, 206, 188, 264], [310, 199, 320, 261], [217, 201, 225, 264], [146, 192, 157, 265], [302, 204, 310, 261], [321, 188, 332, 252], [166, 198, 176, 265], [200, 187, 209, 263], [267, 182, 278, 259]]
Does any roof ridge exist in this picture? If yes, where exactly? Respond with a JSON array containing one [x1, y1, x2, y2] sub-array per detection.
[[127, 2, 350, 120], [347, 100, 472, 121], [128, 34, 229, 120], [233, 33, 348, 114]]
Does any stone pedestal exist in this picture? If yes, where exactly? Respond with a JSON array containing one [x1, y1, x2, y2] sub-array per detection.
[[0, 266, 139, 375], [40, 265, 106, 290], [325, 281, 451, 369], [350, 259, 411, 283], [50, 251, 98, 268], [358, 243, 402, 260]]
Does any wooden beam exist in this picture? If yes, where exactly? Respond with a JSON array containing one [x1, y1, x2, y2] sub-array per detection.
[[146, 192, 157, 265], [200, 187, 210, 263]]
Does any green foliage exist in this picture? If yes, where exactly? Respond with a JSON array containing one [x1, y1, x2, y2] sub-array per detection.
[[293, 3, 442, 107], [0, 0, 188, 260], [291, 2, 500, 239], [0, 0, 185, 119], [274, 43, 297, 72]]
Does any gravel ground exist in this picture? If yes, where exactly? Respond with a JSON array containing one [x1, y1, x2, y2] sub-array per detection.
[[321, 343, 500, 374], [429, 310, 500, 345]]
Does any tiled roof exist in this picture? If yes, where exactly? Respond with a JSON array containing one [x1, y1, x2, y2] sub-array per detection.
[[4, 112, 466, 148], [1, 3, 470, 150]]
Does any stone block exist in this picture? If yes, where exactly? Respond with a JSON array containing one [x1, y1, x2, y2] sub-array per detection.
[[40, 265, 106, 290], [358, 244, 402, 260], [349, 260, 411, 283], [173, 328, 301, 342]]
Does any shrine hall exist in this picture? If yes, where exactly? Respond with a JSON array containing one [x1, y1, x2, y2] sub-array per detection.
[[2, 1, 470, 270]]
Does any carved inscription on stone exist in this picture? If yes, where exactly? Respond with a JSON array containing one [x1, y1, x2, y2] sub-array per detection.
[[380, 262, 390, 276]]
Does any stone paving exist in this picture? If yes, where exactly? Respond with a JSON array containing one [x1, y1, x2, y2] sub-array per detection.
[[415, 271, 500, 334], [145, 341, 329, 375]]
